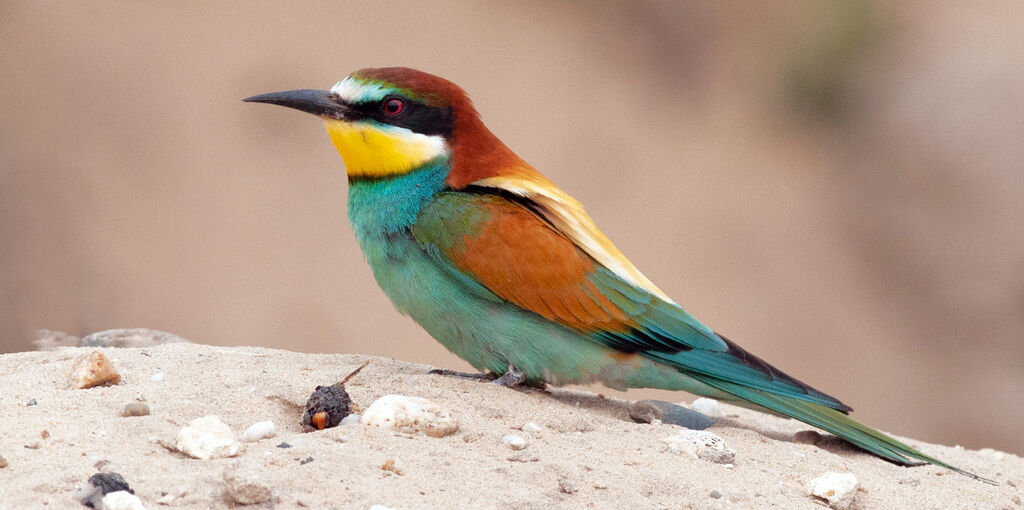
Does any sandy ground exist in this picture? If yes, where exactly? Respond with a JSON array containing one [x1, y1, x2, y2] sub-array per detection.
[[0, 343, 1019, 509]]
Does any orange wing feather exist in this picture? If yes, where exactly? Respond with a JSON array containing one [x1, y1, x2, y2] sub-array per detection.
[[430, 194, 635, 333]]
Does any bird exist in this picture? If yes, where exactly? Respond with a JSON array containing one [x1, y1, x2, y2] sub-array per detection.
[[244, 67, 989, 482]]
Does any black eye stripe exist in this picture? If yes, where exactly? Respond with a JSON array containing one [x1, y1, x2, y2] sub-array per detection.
[[343, 96, 453, 137]]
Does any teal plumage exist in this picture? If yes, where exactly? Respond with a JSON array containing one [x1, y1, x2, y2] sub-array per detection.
[[245, 66, 993, 483]]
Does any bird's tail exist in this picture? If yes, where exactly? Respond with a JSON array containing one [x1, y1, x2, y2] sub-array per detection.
[[699, 378, 996, 484]]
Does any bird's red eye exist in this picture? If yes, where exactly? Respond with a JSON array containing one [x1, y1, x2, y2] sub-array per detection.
[[383, 98, 404, 115]]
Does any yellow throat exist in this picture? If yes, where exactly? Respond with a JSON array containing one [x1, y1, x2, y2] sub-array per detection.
[[325, 120, 448, 178]]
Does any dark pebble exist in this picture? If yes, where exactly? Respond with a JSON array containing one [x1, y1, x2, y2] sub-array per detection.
[[628, 399, 713, 430], [88, 472, 132, 495], [710, 490, 722, 499], [300, 456, 314, 465], [276, 442, 292, 449], [78, 472, 133, 508], [26, 399, 37, 406], [300, 384, 351, 430]]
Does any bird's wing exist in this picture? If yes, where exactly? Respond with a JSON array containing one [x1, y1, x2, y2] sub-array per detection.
[[411, 174, 850, 411]]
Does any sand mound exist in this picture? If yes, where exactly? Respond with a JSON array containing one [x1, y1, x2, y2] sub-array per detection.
[[0, 343, 1018, 508]]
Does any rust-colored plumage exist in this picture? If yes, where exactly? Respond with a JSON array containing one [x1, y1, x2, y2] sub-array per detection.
[[352, 67, 536, 189], [446, 196, 633, 332]]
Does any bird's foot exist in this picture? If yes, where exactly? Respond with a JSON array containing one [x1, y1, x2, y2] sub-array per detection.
[[427, 368, 493, 381], [429, 365, 545, 391], [492, 364, 527, 388]]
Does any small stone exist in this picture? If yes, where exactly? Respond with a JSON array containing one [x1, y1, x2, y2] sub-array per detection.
[[240, 421, 276, 442], [150, 372, 165, 382], [76, 472, 133, 508], [380, 459, 403, 475], [662, 430, 735, 464], [299, 456, 313, 465], [689, 398, 723, 417], [175, 416, 240, 459], [24, 440, 40, 449], [558, 479, 577, 494], [67, 351, 121, 389], [40, 429, 49, 439], [26, 398, 37, 406], [223, 462, 273, 505], [807, 471, 859, 510], [89, 472, 132, 494], [368, 506, 395, 510], [360, 395, 459, 437], [300, 384, 352, 430], [793, 430, 824, 445], [121, 403, 151, 417], [102, 491, 146, 510], [0, 454, 7, 468], [709, 490, 722, 499], [522, 422, 543, 434], [630, 399, 713, 430], [276, 442, 292, 449], [503, 434, 527, 450]]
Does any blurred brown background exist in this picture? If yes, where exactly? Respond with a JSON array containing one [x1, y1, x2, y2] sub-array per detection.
[[2, 2, 1022, 454]]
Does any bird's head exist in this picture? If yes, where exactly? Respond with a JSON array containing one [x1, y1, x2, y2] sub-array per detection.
[[245, 67, 522, 185]]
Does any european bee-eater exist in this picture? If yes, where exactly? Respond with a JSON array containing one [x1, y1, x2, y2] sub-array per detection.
[[245, 67, 989, 482]]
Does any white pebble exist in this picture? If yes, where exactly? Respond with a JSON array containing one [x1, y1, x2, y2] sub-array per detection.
[[240, 421, 276, 442], [689, 398, 722, 417], [503, 433, 527, 450], [368, 506, 395, 510], [662, 430, 735, 464], [807, 471, 859, 510], [150, 372, 165, 382], [175, 416, 240, 459], [360, 395, 459, 437], [522, 422, 543, 434], [102, 490, 146, 510], [340, 413, 361, 426]]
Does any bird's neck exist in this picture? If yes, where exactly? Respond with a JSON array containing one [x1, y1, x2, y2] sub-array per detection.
[[445, 115, 531, 189], [347, 157, 451, 242]]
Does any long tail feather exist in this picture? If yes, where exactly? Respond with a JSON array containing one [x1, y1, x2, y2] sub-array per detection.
[[699, 377, 996, 484]]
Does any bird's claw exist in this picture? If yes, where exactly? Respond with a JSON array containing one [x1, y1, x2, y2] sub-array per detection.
[[492, 364, 527, 388]]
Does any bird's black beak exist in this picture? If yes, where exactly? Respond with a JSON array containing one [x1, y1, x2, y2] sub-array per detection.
[[242, 89, 350, 120]]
